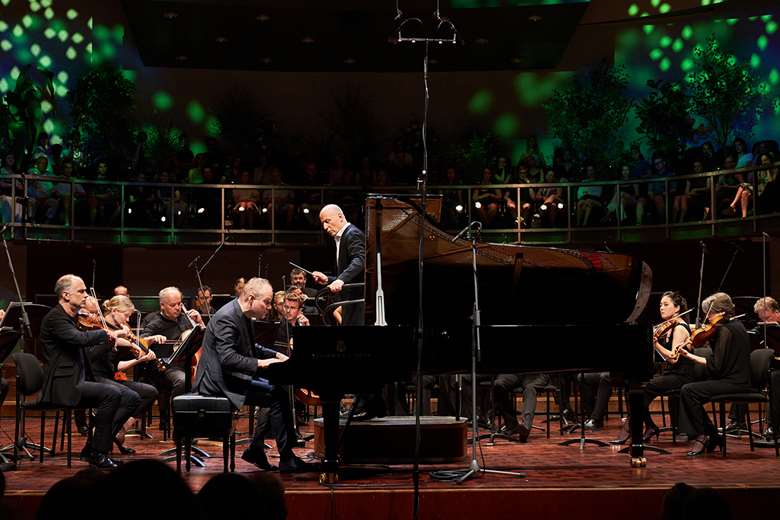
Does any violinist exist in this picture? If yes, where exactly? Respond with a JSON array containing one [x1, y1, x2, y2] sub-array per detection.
[[39, 275, 128, 468], [754, 297, 780, 440], [613, 292, 694, 444], [85, 296, 165, 451], [141, 286, 204, 423], [677, 292, 752, 456]]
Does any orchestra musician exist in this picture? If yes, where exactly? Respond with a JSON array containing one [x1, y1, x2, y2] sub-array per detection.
[[113, 285, 129, 297], [193, 285, 216, 317], [613, 291, 695, 444], [290, 267, 317, 299], [193, 277, 314, 472], [677, 292, 752, 456], [754, 296, 780, 439], [492, 373, 550, 442], [85, 295, 165, 451], [141, 286, 204, 425], [39, 275, 129, 468]]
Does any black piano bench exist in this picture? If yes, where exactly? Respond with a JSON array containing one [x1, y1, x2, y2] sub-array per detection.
[[172, 395, 235, 472]]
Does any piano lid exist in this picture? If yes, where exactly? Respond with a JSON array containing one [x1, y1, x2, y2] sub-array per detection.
[[364, 195, 651, 326]]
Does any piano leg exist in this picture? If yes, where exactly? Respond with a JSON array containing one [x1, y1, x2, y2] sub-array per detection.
[[319, 393, 342, 484], [628, 386, 647, 467]]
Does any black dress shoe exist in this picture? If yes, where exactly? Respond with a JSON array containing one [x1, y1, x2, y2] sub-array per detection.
[[87, 452, 119, 468], [515, 424, 530, 443], [241, 449, 277, 471], [79, 445, 93, 461], [115, 444, 136, 455], [279, 455, 319, 473], [642, 425, 660, 443], [687, 435, 709, 456]]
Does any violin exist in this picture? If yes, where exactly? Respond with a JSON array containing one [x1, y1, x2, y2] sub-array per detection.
[[686, 312, 726, 349], [122, 327, 167, 372]]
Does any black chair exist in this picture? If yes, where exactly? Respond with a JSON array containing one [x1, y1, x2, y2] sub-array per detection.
[[11, 352, 86, 467], [711, 349, 776, 456], [172, 394, 235, 472]]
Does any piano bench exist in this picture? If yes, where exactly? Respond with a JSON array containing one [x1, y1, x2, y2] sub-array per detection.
[[173, 395, 235, 472]]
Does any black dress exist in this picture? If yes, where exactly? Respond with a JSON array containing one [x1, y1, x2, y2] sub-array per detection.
[[643, 322, 694, 430]]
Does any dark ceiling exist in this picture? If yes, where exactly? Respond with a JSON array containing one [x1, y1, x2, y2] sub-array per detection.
[[121, 1, 591, 71]]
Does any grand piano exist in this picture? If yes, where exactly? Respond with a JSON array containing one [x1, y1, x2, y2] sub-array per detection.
[[266, 195, 654, 481]]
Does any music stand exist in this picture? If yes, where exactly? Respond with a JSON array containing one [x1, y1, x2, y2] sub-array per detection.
[[0, 328, 21, 466], [0, 302, 49, 358]]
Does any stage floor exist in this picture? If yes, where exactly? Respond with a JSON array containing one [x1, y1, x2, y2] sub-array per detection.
[[2, 416, 779, 520]]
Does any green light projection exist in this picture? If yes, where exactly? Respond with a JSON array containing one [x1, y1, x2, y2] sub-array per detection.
[[1, 1, 221, 155], [617, 6, 780, 144]]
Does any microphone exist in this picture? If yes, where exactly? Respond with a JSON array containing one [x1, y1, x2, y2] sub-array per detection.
[[187, 255, 201, 269], [699, 241, 708, 254], [451, 221, 480, 242], [0, 223, 8, 234]]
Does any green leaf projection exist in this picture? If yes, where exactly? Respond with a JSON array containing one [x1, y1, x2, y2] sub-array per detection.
[[0, 0, 219, 157]]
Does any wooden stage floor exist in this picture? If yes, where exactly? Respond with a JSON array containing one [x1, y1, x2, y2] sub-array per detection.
[[1, 415, 779, 520]]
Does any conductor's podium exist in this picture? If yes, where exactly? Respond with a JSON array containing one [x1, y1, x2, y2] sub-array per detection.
[[313, 416, 467, 464]]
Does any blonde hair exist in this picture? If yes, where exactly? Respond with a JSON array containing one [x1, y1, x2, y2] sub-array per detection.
[[755, 296, 779, 314], [103, 295, 135, 314]]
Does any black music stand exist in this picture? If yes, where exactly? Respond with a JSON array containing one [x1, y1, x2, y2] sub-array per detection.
[[0, 302, 49, 358], [558, 373, 609, 449], [0, 328, 21, 467], [159, 327, 210, 467]]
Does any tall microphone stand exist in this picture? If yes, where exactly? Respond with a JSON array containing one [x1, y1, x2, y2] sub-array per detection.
[[695, 241, 707, 327], [431, 222, 526, 482]]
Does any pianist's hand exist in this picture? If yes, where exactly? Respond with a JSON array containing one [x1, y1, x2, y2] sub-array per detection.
[[257, 357, 282, 369], [328, 279, 344, 293], [275, 352, 289, 363], [312, 271, 328, 285]]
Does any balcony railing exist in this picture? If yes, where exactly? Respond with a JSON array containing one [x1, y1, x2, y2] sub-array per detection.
[[1, 162, 778, 246]]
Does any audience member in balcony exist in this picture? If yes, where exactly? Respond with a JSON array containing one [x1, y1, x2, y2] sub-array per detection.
[[260, 166, 296, 228], [27, 154, 58, 223], [473, 167, 502, 226], [232, 170, 260, 229], [670, 166, 693, 224], [576, 164, 604, 227], [756, 152, 779, 214], [86, 161, 121, 227], [0, 152, 22, 224], [687, 158, 713, 221], [536, 169, 567, 228], [52, 159, 85, 226], [441, 166, 466, 228], [648, 155, 673, 223], [605, 165, 637, 225], [628, 144, 652, 179], [733, 137, 753, 168], [700, 141, 720, 171], [718, 154, 753, 218], [187, 153, 207, 184]]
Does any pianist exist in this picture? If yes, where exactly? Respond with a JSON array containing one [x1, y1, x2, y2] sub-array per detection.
[[193, 277, 314, 473]]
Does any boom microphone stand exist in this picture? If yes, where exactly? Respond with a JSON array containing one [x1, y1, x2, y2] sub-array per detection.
[[431, 222, 526, 482]]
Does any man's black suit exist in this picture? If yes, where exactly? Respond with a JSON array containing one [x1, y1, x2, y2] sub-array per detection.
[[328, 223, 365, 326], [194, 299, 296, 458], [39, 304, 134, 455]]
